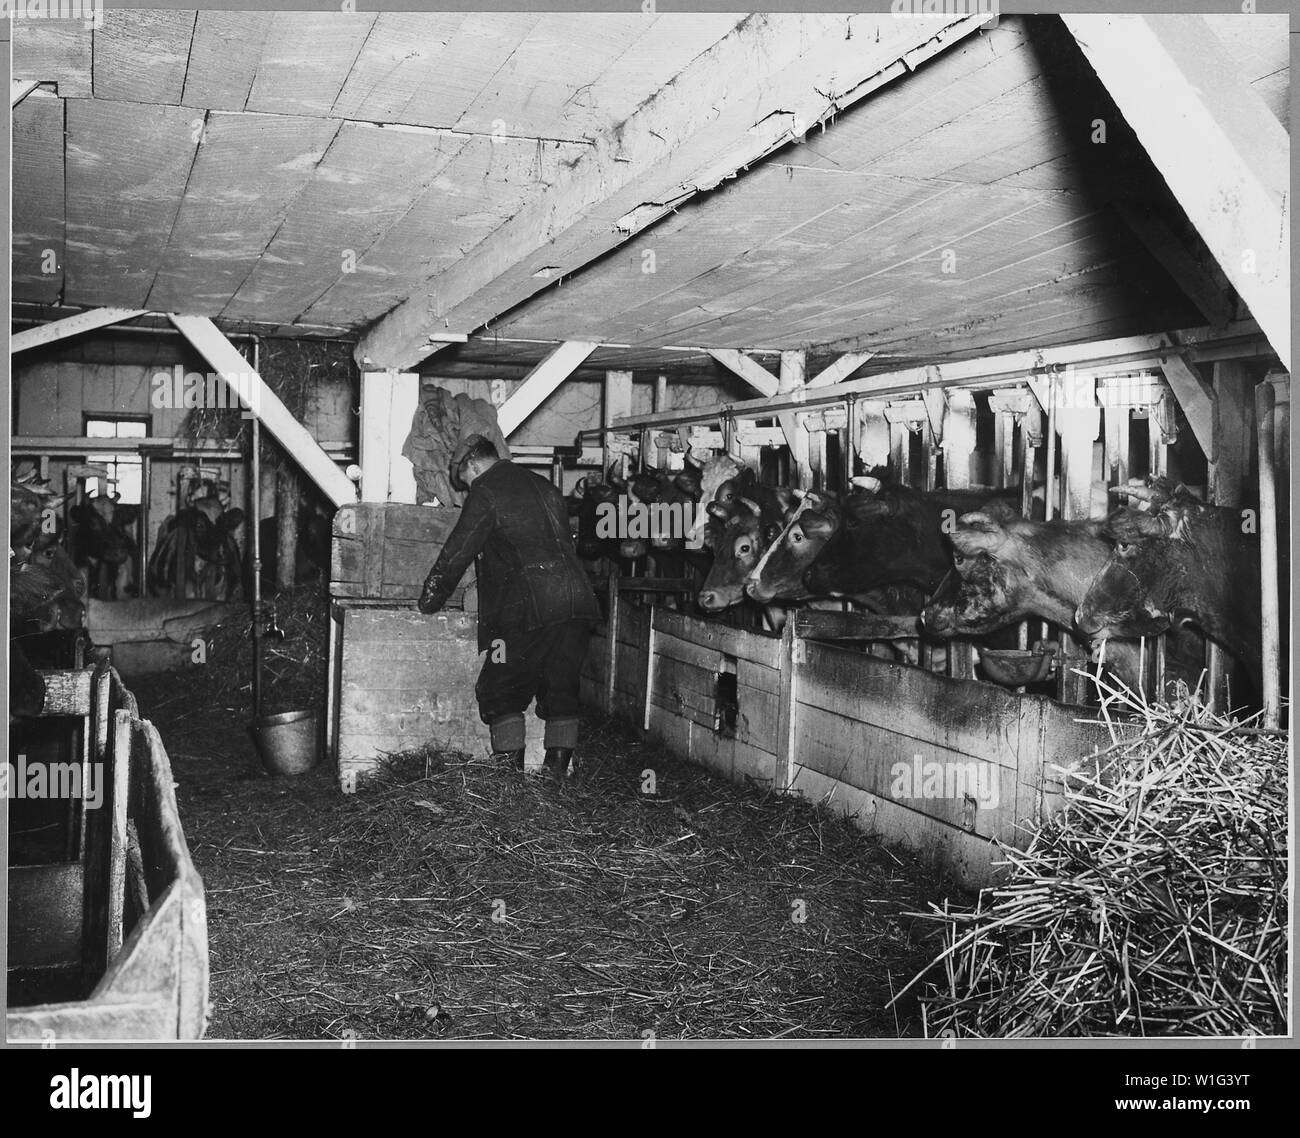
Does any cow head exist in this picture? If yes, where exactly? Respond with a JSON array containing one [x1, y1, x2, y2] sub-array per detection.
[[697, 499, 775, 612], [685, 451, 746, 540], [1074, 485, 1190, 641], [746, 492, 839, 603]]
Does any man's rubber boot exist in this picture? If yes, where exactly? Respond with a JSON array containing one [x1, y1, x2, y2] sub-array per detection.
[[543, 747, 573, 777], [493, 749, 526, 771]]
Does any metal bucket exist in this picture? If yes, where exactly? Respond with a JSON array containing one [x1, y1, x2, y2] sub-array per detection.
[[250, 709, 322, 776]]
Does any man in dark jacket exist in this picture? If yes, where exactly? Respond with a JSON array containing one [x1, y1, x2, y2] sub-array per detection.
[[418, 436, 600, 775]]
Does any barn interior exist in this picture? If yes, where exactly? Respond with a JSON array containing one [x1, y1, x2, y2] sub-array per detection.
[[7, 11, 1291, 1042]]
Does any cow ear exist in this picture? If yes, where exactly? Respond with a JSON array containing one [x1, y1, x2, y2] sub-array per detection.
[[849, 475, 882, 493], [221, 508, 246, 530], [707, 501, 730, 520], [738, 496, 762, 517]]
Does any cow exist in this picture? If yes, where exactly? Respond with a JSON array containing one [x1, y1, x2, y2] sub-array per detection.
[[696, 482, 798, 613], [1075, 479, 1261, 690], [802, 480, 1007, 606], [148, 494, 246, 600], [918, 504, 1144, 689], [746, 489, 844, 605], [568, 472, 648, 564], [71, 495, 140, 599], [258, 499, 334, 590], [684, 449, 747, 542]]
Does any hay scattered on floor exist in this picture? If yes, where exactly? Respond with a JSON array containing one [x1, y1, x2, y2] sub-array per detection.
[[898, 679, 1289, 1038], [134, 682, 946, 1040]]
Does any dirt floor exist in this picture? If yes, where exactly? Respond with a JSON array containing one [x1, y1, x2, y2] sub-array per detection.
[[130, 673, 951, 1040]]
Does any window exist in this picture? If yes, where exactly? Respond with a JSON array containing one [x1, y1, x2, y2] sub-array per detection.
[[84, 417, 149, 504]]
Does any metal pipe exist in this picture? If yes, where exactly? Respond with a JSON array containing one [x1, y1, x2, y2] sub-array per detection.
[[1254, 380, 1281, 727], [248, 337, 265, 719]]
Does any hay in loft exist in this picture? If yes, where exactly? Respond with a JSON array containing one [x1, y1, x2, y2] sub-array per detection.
[[897, 678, 1288, 1038]]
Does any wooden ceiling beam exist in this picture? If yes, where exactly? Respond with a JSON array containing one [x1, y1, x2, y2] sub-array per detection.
[[1062, 14, 1289, 371], [168, 314, 358, 507], [11, 307, 147, 354], [498, 340, 599, 437], [355, 12, 991, 371]]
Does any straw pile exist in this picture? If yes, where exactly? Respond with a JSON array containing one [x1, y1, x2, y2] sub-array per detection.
[[899, 679, 1288, 1037], [135, 691, 944, 1040]]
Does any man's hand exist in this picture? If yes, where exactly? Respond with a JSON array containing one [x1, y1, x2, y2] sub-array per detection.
[[418, 575, 445, 615]]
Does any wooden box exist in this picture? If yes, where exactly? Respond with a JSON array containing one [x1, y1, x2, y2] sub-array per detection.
[[328, 504, 544, 785]]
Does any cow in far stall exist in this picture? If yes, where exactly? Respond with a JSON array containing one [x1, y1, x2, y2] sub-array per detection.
[[567, 471, 649, 564], [148, 490, 246, 600], [1075, 479, 1261, 694], [71, 495, 140, 599], [258, 498, 334, 590], [919, 502, 1145, 690], [609, 462, 709, 575]]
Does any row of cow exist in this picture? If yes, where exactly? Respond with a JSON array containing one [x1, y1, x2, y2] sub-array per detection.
[[567, 450, 1261, 700]]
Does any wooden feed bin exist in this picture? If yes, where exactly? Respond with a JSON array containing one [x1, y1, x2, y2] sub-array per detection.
[[329, 503, 545, 787], [7, 668, 209, 1041]]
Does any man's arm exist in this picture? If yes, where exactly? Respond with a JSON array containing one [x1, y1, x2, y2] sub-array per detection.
[[418, 488, 494, 614]]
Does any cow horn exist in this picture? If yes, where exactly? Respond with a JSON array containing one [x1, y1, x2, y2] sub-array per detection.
[[791, 488, 807, 499], [738, 496, 762, 517], [707, 501, 730, 520], [850, 475, 882, 493]]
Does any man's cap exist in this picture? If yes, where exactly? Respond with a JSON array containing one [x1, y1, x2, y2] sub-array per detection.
[[451, 434, 503, 469]]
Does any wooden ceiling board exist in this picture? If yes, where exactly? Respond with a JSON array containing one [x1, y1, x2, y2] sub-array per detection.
[[12, 20, 92, 97], [796, 21, 1042, 177], [181, 10, 276, 112], [450, 14, 653, 140], [370, 13, 544, 132], [62, 100, 199, 309], [11, 96, 66, 305], [705, 211, 1114, 348], [225, 123, 460, 323], [494, 168, 960, 342], [244, 13, 377, 117], [615, 180, 1027, 346], [299, 135, 575, 329], [329, 12, 472, 124], [92, 9, 195, 104], [144, 112, 341, 313]]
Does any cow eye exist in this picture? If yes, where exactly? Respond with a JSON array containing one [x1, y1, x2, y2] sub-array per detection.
[[791, 531, 803, 543], [953, 554, 965, 568], [1116, 541, 1133, 555], [739, 543, 750, 555]]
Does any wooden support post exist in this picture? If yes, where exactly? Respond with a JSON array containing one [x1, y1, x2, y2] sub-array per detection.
[[643, 613, 657, 732], [844, 396, 858, 484], [1149, 388, 1175, 477], [775, 619, 797, 791], [1254, 381, 1281, 728], [779, 351, 811, 488], [605, 572, 621, 716], [1206, 360, 1253, 710], [889, 422, 909, 484], [387, 371, 420, 504], [602, 369, 634, 475], [502, 341, 598, 437], [359, 371, 394, 503], [859, 401, 890, 473], [653, 375, 669, 466], [1103, 406, 1131, 488], [1056, 378, 1099, 703], [942, 390, 974, 490]]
